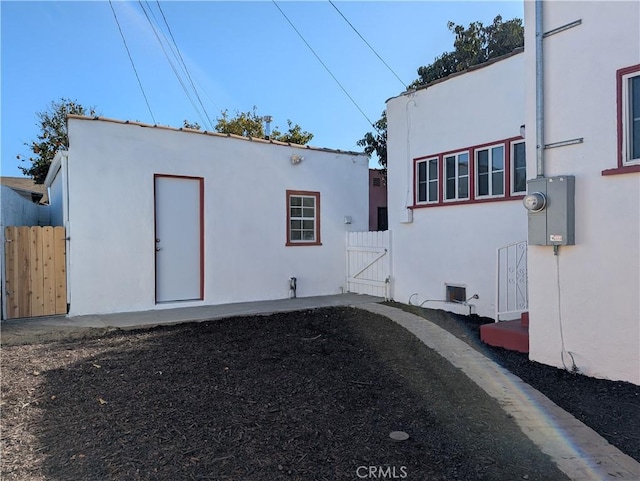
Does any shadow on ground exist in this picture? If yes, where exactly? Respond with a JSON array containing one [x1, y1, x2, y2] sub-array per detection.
[[10, 307, 571, 480]]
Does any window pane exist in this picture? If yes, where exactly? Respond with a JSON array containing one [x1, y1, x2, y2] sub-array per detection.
[[458, 176, 468, 198], [418, 161, 427, 182], [631, 76, 640, 159], [492, 146, 504, 171], [428, 181, 437, 202], [445, 156, 456, 179], [514, 169, 527, 193], [302, 231, 315, 241], [478, 150, 489, 173], [478, 173, 489, 196], [513, 142, 526, 169], [290, 207, 302, 218], [458, 153, 469, 176], [418, 183, 427, 202], [492, 172, 504, 195], [302, 197, 314, 207], [428, 159, 438, 178], [302, 207, 314, 218], [291, 220, 302, 230], [302, 220, 314, 230], [446, 178, 455, 199], [290, 197, 302, 207], [290, 230, 302, 241]]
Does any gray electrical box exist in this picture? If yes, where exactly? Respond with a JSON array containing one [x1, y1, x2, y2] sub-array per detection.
[[524, 175, 575, 246]]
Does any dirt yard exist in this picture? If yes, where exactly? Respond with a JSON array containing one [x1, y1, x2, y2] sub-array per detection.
[[1, 307, 569, 480]]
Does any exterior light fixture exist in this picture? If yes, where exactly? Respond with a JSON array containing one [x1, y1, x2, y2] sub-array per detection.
[[291, 154, 303, 165]]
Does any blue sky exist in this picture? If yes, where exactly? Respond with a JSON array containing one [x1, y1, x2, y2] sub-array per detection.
[[1, 1, 524, 178]]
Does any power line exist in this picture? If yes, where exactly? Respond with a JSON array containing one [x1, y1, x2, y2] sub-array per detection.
[[154, 1, 215, 129], [272, 0, 378, 132], [328, 0, 407, 90], [138, 0, 212, 130], [108, 0, 157, 124]]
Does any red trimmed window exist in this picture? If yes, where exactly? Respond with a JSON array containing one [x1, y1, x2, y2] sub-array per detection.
[[604, 64, 640, 175], [414, 136, 525, 208], [286, 190, 321, 246], [621, 66, 640, 165]]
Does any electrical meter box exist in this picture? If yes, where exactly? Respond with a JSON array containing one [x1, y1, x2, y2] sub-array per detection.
[[524, 175, 575, 246]]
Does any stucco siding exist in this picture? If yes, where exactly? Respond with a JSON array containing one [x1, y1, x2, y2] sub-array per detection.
[[60, 118, 368, 316], [387, 52, 526, 318], [524, 1, 640, 384]]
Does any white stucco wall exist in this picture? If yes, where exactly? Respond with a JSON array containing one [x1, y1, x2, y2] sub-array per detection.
[[386, 52, 527, 318], [524, 1, 640, 384], [56, 118, 368, 316]]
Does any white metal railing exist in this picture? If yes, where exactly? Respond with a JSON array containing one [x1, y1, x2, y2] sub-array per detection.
[[495, 240, 528, 321]]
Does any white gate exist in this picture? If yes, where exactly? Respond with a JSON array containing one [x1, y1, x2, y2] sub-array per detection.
[[496, 240, 528, 321], [346, 231, 391, 299]]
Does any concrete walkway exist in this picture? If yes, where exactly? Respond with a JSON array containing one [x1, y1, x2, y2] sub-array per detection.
[[360, 303, 640, 481], [0, 294, 384, 344], [2, 295, 638, 480]]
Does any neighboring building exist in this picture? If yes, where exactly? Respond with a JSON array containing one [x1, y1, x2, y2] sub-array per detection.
[[0, 176, 49, 205], [523, 0, 639, 384], [45, 116, 369, 316], [369, 169, 388, 231], [386, 49, 526, 318]]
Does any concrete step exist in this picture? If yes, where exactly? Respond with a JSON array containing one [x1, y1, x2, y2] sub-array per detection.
[[480, 319, 529, 353]]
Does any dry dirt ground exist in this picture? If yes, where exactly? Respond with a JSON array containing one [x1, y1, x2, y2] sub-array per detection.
[[1, 306, 571, 481]]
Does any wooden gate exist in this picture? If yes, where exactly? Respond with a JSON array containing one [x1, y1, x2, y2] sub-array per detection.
[[346, 231, 391, 299], [4, 226, 67, 319]]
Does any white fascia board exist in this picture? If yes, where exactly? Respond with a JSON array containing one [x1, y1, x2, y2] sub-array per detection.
[[44, 151, 67, 187]]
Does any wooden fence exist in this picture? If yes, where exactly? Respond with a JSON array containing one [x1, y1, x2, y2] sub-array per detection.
[[4, 226, 67, 319]]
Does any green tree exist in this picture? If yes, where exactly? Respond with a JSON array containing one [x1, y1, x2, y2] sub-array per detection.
[[209, 106, 313, 145], [360, 15, 524, 169], [356, 111, 387, 171], [19, 98, 96, 183]]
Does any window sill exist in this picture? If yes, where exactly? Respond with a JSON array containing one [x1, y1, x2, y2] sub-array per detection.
[[601, 164, 640, 176], [286, 242, 322, 247], [412, 195, 525, 209]]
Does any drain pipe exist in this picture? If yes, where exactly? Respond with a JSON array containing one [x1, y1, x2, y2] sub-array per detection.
[[535, 0, 545, 178]]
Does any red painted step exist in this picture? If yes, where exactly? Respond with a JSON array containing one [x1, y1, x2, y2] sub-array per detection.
[[480, 319, 529, 353], [521, 311, 529, 327]]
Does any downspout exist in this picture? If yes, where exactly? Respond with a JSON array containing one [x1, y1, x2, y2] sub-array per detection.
[[535, 0, 545, 178], [62, 152, 71, 313]]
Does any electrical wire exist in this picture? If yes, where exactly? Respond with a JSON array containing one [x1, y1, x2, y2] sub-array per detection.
[[138, 1, 211, 130], [272, 0, 379, 133], [555, 246, 578, 373], [154, 0, 215, 129], [108, 0, 157, 124], [328, 0, 407, 90]]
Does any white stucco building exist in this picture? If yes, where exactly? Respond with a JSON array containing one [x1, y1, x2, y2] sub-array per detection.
[[45, 116, 369, 316], [524, 1, 640, 384], [386, 49, 527, 319]]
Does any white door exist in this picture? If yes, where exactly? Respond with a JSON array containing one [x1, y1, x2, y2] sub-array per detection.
[[154, 175, 203, 303]]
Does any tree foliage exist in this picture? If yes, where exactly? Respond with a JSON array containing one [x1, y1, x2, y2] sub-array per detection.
[[19, 98, 96, 183], [356, 111, 387, 171], [360, 15, 524, 169], [213, 107, 314, 145]]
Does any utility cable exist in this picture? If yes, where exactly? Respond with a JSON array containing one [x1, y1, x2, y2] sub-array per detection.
[[109, 0, 157, 124], [138, 0, 210, 130], [272, 0, 379, 132], [154, 0, 215, 129], [328, 0, 408, 90]]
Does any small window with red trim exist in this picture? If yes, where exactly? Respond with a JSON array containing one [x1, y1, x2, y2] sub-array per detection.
[[286, 190, 321, 246], [622, 71, 640, 165]]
